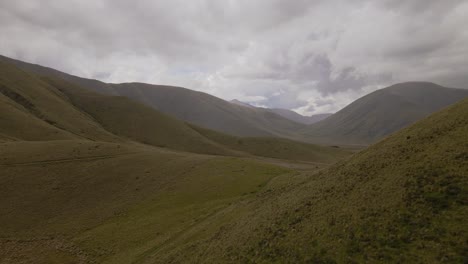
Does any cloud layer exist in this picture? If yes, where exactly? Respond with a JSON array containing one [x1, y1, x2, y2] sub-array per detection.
[[1, 0, 467, 114]]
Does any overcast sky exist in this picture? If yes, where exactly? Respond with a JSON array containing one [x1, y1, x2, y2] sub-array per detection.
[[1, 0, 467, 114]]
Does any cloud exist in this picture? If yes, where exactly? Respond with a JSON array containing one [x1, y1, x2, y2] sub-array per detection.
[[1, 0, 467, 114]]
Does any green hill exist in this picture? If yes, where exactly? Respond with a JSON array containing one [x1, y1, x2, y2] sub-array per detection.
[[301, 82, 468, 145], [140, 98, 468, 263], [0, 59, 120, 142], [1, 59, 347, 161], [41, 77, 235, 156], [0, 140, 292, 264], [2, 55, 306, 138]]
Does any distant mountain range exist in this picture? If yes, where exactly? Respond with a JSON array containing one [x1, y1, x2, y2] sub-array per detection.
[[2, 55, 467, 145], [2, 55, 306, 139], [230, 99, 332, 125], [0, 57, 347, 162]]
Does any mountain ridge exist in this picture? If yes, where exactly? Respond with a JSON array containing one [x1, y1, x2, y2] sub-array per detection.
[[1, 55, 306, 139], [301, 81, 468, 144]]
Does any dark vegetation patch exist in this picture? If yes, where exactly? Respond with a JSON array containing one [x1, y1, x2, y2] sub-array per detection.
[[0, 84, 36, 111]]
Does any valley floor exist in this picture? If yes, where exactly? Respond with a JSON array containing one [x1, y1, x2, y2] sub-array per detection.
[[0, 140, 326, 264]]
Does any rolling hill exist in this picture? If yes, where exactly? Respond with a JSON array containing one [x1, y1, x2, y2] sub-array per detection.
[[142, 97, 468, 264], [1, 58, 348, 161], [1, 55, 306, 138], [6, 55, 467, 146], [301, 82, 468, 144], [0, 140, 292, 264]]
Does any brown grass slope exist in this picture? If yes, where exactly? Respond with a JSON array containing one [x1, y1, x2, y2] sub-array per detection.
[[2, 55, 306, 138], [149, 98, 468, 263], [301, 82, 468, 145]]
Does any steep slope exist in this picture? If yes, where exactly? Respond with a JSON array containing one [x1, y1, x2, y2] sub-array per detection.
[[302, 82, 468, 144], [42, 77, 234, 156], [2, 55, 306, 138], [0, 59, 120, 142], [148, 98, 468, 263]]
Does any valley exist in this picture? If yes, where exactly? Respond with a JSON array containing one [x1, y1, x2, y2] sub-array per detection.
[[0, 55, 467, 263]]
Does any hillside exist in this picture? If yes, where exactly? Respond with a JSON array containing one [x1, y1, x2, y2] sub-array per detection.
[[2, 55, 306, 138], [42, 77, 236, 156], [145, 98, 468, 263], [190, 124, 351, 163], [301, 82, 468, 144], [1, 58, 349, 161], [0, 140, 292, 264], [0, 59, 120, 142]]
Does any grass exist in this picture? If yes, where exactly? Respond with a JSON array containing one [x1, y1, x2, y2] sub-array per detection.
[[2, 56, 466, 263], [0, 140, 291, 263], [134, 98, 468, 263], [190, 124, 352, 163]]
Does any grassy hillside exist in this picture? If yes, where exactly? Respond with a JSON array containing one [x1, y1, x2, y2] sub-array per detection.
[[2, 55, 306, 139], [0, 140, 292, 264], [0, 60, 120, 142], [42, 77, 236, 156], [302, 82, 468, 145], [141, 98, 468, 263], [1, 58, 347, 161], [190, 124, 351, 163]]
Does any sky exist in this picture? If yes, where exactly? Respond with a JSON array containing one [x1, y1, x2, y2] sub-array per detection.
[[1, 0, 467, 115]]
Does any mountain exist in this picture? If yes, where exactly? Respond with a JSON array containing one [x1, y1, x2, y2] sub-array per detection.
[[230, 99, 332, 125], [145, 97, 468, 263], [1, 55, 306, 139], [301, 82, 468, 144], [0, 57, 348, 161], [269, 108, 332, 125]]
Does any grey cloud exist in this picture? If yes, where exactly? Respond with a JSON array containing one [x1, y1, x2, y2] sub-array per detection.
[[0, 0, 467, 114]]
